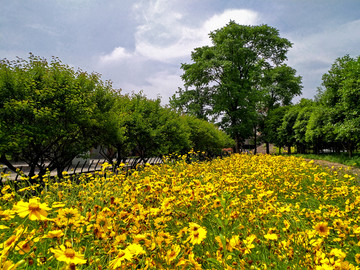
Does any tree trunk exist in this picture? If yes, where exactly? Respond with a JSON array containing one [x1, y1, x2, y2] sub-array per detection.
[[235, 134, 241, 153], [0, 154, 22, 176], [288, 145, 292, 155], [266, 142, 270, 154], [254, 126, 257, 154]]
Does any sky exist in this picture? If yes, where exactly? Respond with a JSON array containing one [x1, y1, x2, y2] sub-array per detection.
[[1, 0, 360, 105]]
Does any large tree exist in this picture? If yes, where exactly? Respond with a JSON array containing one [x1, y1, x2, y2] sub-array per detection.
[[175, 21, 294, 152], [0, 54, 115, 180]]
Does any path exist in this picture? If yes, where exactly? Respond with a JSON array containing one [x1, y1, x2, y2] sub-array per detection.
[[305, 158, 360, 180]]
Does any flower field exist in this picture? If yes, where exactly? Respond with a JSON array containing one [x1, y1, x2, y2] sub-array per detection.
[[1, 153, 360, 269]]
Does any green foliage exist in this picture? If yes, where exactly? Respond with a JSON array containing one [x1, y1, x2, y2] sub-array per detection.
[[175, 21, 298, 152], [0, 54, 115, 179], [317, 55, 360, 156], [264, 106, 289, 148], [184, 115, 234, 155]]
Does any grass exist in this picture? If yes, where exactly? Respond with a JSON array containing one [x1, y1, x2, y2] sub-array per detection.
[[292, 152, 360, 168]]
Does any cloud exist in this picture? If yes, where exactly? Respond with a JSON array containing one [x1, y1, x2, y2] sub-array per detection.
[[119, 70, 184, 103], [100, 4, 260, 63], [286, 18, 360, 99], [97, 2, 260, 103], [100, 47, 133, 63]]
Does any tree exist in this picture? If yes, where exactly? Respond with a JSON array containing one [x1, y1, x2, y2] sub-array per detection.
[[305, 107, 333, 154], [259, 64, 302, 153], [277, 104, 301, 154], [177, 21, 293, 152], [317, 55, 360, 157], [293, 99, 315, 154], [170, 86, 212, 121], [184, 115, 234, 155], [95, 92, 130, 166], [0, 54, 115, 180], [263, 106, 289, 153]]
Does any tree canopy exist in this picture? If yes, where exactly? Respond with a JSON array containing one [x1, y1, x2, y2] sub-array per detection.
[[0, 54, 115, 179], [172, 21, 301, 152], [0, 55, 233, 179]]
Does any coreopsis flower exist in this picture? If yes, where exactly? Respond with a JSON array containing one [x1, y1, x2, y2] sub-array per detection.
[[186, 223, 207, 245], [243, 234, 256, 254], [229, 235, 241, 251], [56, 207, 83, 227], [52, 202, 66, 208], [329, 248, 346, 260], [314, 222, 330, 237], [355, 254, 360, 264], [0, 226, 26, 254], [46, 229, 64, 239], [264, 233, 278, 241], [126, 243, 146, 256], [188, 252, 202, 270], [50, 245, 87, 265], [0, 259, 16, 270], [16, 239, 33, 254], [166, 244, 181, 264], [0, 209, 15, 220], [109, 248, 133, 269], [13, 197, 51, 221]]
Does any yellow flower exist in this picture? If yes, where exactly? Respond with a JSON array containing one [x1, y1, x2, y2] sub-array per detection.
[[264, 233, 278, 241], [13, 197, 51, 220], [126, 243, 146, 256], [0, 260, 16, 270], [329, 248, 346, 260], [0, 209, 15, 220], [16, 239, 33, 254], [314, 222, 330, 237], [52, 202, 66, 208], [355, 254, 360, 264], [46, 229, 64, 238], [109, 248, 133, 269], [56, 207, 83, 227], [0, 226, 26, 254], [50, 245, 87, 265], [229, 235, 241, 251], [186, 223, 207, 245], [166, 244, 181, 264], [244, 234, 256, 253]]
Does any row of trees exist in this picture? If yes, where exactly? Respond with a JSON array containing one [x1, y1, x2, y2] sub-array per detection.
[[170, 21, 303, 153], [263, 55, 360, 157], [170, 22, 360, 157], [0, 54, 233, 179]]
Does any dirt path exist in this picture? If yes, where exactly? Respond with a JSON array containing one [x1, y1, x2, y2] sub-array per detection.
[[305, 158, 360, 177]]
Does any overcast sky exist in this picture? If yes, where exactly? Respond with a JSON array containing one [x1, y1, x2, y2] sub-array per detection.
[[1, 0, 360, 104]]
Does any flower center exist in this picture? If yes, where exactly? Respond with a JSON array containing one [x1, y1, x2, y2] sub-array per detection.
[[28, 203, 40, 211], [5, 235, 17, 247], [65, 212, 75, 219], [118, 251, 125, 258], [65, 248, 76, 258]]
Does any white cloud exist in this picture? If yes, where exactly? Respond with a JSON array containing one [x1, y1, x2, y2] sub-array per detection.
[[99, 47, 133, 63], [285, 19, 360, 99], [100, 4, 260, 63], [203, 9, 259, 34], [97, 3, 260, 102], [120, 70, 183, 104]]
